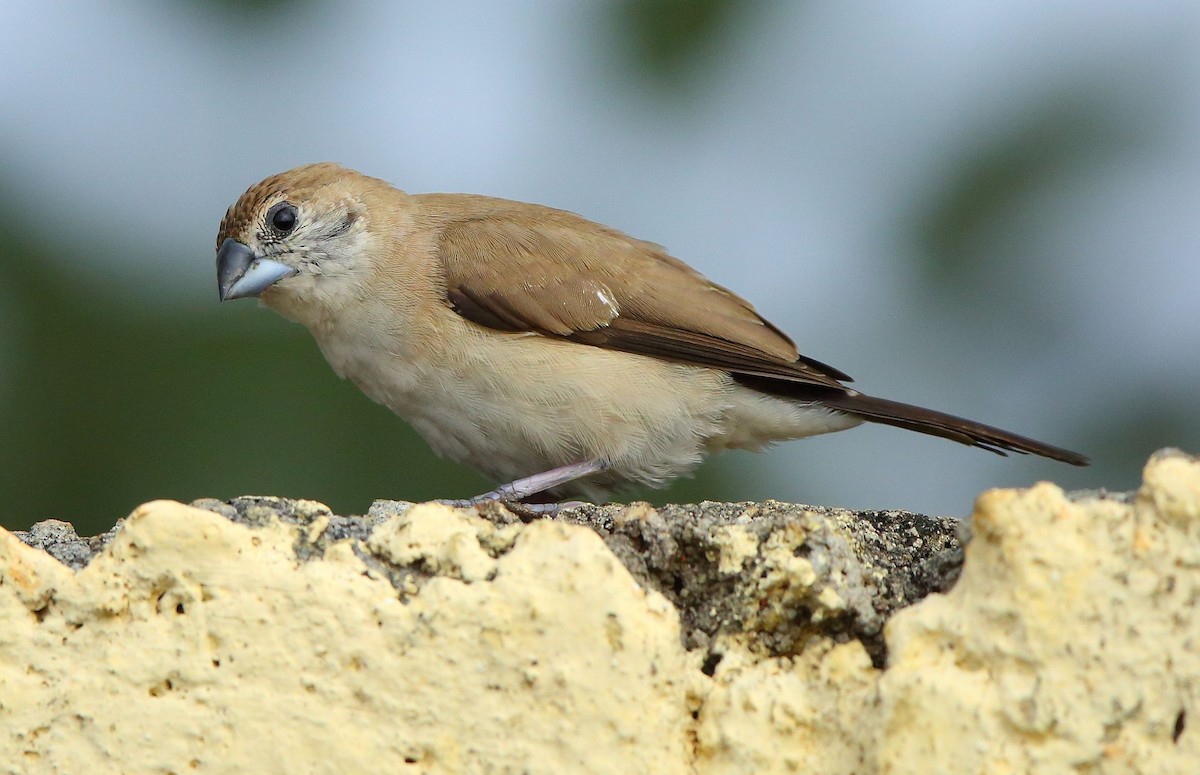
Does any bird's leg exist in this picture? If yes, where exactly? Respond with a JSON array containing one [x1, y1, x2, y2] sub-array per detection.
[[443, 459, 608, 509]]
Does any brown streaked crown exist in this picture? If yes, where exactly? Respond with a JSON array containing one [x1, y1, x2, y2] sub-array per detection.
[[216, 162, 354, 248]]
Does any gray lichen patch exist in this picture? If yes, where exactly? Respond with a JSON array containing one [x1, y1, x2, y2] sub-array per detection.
[[530, 500, 963, 665], [14, 519, 122, 571]]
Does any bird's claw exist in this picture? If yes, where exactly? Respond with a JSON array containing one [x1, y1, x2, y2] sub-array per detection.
[[435, 497, 586, 520]]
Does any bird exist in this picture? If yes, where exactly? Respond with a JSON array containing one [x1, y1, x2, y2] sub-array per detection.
[[216, 162, 1087, 509]]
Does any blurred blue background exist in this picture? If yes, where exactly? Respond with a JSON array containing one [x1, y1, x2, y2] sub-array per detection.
[[2, 1, 1197, 534]]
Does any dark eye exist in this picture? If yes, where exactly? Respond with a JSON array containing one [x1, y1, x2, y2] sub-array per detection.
[[268, 203, 297, 235]]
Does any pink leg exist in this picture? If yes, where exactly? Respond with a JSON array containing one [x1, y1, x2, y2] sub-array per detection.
[[444, 459, 608, 508]]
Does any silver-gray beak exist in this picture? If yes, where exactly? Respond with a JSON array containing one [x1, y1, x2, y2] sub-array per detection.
[[217, 238, 297, 301]]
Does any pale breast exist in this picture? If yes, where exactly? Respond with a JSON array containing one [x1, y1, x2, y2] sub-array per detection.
[[310, 306, 735, 491], [308, 303, 861, 498]]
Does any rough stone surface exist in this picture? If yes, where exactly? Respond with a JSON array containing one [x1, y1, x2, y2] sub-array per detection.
[[2, 502, 694, 773], [1, 450, 1195, 774], [18, 497, 963, 667], [13, 519, 121, 571], [369, 498, 963, 666], [877, 450, 1199, 774]]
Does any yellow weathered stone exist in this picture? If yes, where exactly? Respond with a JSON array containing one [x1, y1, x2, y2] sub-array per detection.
[[694, 639, 879, 774], [878, 454, 1199, 774], [0, 501, 695, 773], [2, 451, 1197, 773], [367, 502, 506, 582], [712, 524, 759, 574]]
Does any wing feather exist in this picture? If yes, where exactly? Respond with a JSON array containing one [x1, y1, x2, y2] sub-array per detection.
[[430, 197, 852, 388]]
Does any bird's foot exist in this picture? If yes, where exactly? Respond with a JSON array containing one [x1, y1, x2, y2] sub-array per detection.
[[437, 459, 607, 518], [500, 499, 588, 520], [435, 497, 587, 520]]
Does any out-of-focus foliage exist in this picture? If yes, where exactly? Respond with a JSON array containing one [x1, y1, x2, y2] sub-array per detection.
[[1, 1, 1190, 534], [914, 85, 1144, 284], [610, 0, 755, 90], [190, 0, 311, 20], [1080, 390, 1200, 478]]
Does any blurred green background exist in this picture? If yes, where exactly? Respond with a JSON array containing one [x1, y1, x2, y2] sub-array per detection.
[[2, 1, 1197, 535]]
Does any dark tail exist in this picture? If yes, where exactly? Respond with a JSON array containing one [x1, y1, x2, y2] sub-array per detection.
[[821, 392, 1089, 466]]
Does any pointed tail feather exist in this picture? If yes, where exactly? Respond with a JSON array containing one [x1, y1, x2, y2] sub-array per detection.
[[821, 392, 1089, 466]]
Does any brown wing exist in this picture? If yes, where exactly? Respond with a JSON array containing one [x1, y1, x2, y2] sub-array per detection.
[[427, 195, 1089, 466], [429, 196, 852, 388]]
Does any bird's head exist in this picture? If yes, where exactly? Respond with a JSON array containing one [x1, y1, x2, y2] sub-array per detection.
[[215, 162, 401, 325]]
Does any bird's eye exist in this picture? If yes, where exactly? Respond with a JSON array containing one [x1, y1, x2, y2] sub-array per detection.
[[268, 203, 298, 235]]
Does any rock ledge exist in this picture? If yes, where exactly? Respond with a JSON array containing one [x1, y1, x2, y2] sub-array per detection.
[[1, 450, 1195, 773]]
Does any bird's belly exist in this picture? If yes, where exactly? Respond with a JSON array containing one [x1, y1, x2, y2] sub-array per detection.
[[313, 324, 861, 498], [317, 327, 734, 493]]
